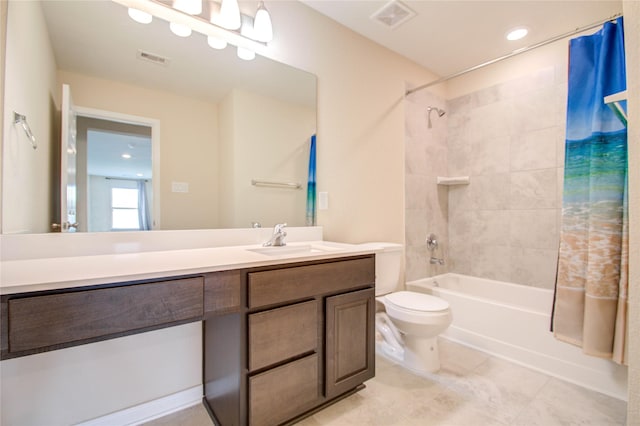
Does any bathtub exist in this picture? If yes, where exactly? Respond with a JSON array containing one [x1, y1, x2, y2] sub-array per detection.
[[407, 273, 628, 401]]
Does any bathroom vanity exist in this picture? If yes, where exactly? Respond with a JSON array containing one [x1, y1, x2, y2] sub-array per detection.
[[0, 237, 376, 426], [204, 255, 375, 426]]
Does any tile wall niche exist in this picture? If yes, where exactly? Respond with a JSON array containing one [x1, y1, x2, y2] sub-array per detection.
[[404, 88, 449, 281], [405, 66, 567, 289], [446, 66, 567, 289]]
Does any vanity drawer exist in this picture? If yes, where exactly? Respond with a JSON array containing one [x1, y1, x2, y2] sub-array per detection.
[[248, 300, 318, 372], [6, 277, 203, 355], [204, 270, 241, 315], [249, 353, 320, 426], [248, 256, 375, 308]]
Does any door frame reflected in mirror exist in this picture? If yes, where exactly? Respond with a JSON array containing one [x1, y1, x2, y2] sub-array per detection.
[[73, 103, 161, 231]]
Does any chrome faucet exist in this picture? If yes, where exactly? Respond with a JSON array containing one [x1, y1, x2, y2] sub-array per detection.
[[430, 256, 445, 265], [263, 223, 287, 247]]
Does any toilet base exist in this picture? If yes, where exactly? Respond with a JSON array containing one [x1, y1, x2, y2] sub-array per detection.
[[403, 335, 441, 373], [375, 333, 442, 374]]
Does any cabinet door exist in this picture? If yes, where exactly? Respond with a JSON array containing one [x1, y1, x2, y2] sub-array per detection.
[[325, 288, 375, 400]]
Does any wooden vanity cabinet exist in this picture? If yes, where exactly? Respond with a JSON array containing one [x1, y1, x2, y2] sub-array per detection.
[[0, 253, 374, 425], [1, 276, 205, 359], [203, 254, 376, 426], [1, 271, 241, 360]]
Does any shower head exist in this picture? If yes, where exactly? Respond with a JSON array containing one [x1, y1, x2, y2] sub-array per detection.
[[427, 106, 446, 128]]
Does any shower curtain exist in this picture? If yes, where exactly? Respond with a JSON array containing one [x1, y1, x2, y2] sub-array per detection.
[[306, 134, 317, 226], [552, 18, 628, 364]]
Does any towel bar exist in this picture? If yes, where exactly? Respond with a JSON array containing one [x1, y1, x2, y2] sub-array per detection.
[[14, 112, 37, 149], [251, 179, 301, 189]]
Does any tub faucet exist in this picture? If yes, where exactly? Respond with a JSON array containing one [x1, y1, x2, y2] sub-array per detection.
[[263, 223, 287, 247], [430, 257, 445, 265]]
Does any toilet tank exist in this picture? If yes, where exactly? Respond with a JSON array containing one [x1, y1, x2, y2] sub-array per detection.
[[361, 243, 403, 296]]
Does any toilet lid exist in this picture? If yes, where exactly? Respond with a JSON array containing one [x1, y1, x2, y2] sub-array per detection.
[[385, 291, 449, 312]]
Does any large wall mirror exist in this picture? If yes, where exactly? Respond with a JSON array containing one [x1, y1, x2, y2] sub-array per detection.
[[2, 0, 317, 234]]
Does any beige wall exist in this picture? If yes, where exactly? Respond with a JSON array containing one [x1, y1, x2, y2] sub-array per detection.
[[1, 4, 439, 424], [2, 0, 58, 234], [623, 0, 639, 422], [218, 89, 315, 228], [265, 1, 440, 244], [0, 0, 6, 226], [58, 71, 220, 230]]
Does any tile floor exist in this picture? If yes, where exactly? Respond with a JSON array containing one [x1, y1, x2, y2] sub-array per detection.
[[144, 339, 627, 426]]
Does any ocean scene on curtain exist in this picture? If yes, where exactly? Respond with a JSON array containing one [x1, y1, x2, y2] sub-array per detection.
[[306, 134, 317, 226], [553, 18, 628, 364]]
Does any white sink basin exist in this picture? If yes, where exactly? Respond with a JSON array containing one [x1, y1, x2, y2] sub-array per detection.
[[247, 243, 347, 257]]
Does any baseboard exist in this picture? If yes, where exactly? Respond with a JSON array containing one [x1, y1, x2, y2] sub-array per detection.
[[77, 385, 203, 426]]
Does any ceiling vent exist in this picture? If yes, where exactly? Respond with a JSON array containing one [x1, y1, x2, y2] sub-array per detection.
[[370, 0, 416, 30], [136, 50, 170, 67]]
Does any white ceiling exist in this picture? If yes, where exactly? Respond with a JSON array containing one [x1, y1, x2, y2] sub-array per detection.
[[302, 0, 623, 77], [87, 131, 152, 180], [41, 0, 316, 108]]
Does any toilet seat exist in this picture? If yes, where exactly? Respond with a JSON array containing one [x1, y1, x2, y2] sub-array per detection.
[[384, 291, 449, 313]]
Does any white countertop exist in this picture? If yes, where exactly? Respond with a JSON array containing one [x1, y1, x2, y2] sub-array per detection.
[[0, 241, 375, 295]]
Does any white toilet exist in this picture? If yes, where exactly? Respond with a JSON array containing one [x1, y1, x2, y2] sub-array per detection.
[[369, 243, 452, 373]]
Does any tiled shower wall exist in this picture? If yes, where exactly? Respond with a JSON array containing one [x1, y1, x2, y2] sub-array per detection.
[[405, 66, 567, 289], [404, 89, 449, 281], [446, 66, 567, 289]]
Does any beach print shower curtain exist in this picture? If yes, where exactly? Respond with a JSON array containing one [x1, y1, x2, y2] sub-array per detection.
[[306, 134, 317, 226], [553, 18, 628, 364]]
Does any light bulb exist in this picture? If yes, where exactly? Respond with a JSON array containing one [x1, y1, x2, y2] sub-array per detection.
[[173, 0, 202, 15], [128, 8, 152, 24], [237, 47, 255, 61], [253, 2, 273, 42], [220, 0, 241, 30], [207, 36, 228, 50], [170, 22, 192, 37], [237, 19, 255, 59]]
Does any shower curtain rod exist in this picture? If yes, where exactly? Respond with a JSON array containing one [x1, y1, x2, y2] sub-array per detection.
[[406, 13, 623, 96]]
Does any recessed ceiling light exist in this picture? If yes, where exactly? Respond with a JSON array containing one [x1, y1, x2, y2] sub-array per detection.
[[506, 27, 529, 41], [122, 153, 132, 159]]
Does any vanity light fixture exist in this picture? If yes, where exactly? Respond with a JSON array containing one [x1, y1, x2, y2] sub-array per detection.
[[219, 0, 241, 30], [253, 1, 273, 42], [117, 0, 270, 61], [237, 16, 256, 60], [169, 0, 197, 36], [174, 0, 202, 16], [506, 27, 528, 41], [207, 35, 228, 49], [170, 22, 192, 37], [237, 46, 256, 60], [128, 8, 152, 24]]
